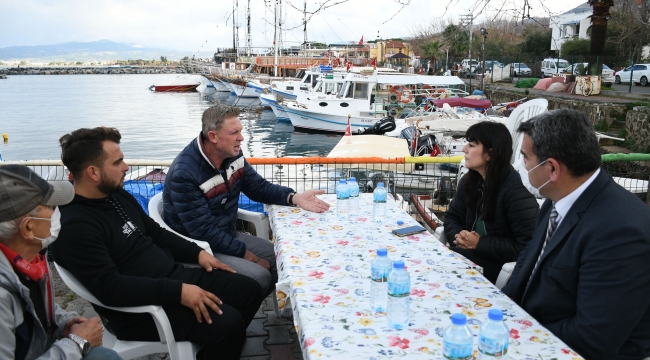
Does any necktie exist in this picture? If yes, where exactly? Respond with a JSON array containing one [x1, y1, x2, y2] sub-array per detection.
[[527, 206, 558, 287]]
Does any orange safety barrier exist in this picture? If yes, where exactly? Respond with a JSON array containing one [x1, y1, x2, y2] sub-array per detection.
[[247, 157, 406, 165]]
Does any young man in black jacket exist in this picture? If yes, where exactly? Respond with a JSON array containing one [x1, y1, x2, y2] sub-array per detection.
[[50, 127, 263, 360]]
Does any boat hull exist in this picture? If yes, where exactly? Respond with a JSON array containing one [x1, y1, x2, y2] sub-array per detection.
[[259, 93, 289, 120], [153, 84, 199, 92], [285, 105, 379, 133]]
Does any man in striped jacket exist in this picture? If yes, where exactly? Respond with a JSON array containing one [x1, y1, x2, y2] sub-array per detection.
[[163, 104, 329, 297]]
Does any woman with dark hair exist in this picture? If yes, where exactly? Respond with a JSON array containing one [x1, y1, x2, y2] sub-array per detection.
[[444, 121, 539, 284]]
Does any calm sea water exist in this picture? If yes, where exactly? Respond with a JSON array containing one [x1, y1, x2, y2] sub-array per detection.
[[0, 74, 342, 161]]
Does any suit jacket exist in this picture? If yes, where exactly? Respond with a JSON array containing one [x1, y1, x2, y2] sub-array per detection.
[[503, 169, 650, 359]]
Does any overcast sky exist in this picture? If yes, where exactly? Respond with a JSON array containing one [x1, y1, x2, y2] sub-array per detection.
[[1, 0, 587, 52]]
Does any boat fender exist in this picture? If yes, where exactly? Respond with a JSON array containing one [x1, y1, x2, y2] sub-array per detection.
[[2, 133, 7, 143]]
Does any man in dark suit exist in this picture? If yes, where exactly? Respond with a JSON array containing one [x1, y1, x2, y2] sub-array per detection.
[[503, 109, 650, 359]]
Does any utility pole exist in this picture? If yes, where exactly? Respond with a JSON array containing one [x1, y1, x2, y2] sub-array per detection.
[[459, 13, 474, 86], [480, 28, 487, 91]]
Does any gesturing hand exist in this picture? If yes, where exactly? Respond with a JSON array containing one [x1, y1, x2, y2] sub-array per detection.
[[198, 250, 236, 273], [181, 283, 223, 324], [69, 317, 103, 347], [293, 189, 330, 213]]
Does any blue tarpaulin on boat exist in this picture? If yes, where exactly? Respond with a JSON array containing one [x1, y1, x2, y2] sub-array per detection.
[[123, 180, 266, 215]]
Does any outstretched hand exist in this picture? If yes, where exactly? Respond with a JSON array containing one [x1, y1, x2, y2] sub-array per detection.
[[292, 189, 330, 213]]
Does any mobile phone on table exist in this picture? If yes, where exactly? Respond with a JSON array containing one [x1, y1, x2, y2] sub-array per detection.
[[392, 225, 427, 237]]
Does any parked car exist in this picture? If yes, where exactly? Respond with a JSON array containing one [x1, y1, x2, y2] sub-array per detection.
[[541, 58, 571, 77], [460, 59, 480, 76], [509, 63, 532, 77], [484, 60, 505, 71], [569, 63, 615, 86], [615, 64, 650, 86]]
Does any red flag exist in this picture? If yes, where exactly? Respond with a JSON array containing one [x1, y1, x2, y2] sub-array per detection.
[[359, 35, 364, 45], [411, 129, 418, 156], [418, 67, 423, 74], [431, 144, 441, 157], [346, 61, 352, 72], [371, 57, 377, 70], [345, 116, 352, 136]]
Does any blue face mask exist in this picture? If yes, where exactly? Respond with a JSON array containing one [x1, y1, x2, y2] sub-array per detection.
[[518, 159, 550, 198]]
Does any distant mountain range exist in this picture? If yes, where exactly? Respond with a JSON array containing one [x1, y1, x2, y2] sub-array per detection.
[[0, 40, 214, 62]]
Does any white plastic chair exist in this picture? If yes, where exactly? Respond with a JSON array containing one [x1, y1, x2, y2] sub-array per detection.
[[54, 262, 200, 360], [506, 98, 549, 166], [148, 192, 280, 316]]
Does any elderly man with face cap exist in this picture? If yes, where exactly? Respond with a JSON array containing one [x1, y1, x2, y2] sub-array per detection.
[[0, 165, 121, 360]]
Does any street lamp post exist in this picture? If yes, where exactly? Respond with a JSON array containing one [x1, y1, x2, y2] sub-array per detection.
[[480, 28, 487, 91]]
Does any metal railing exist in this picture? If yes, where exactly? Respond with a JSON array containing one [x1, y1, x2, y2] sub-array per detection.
[[2, 154, 649, 230]]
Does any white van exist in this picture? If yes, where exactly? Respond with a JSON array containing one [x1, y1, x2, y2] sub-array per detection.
[[541, 58, 571, 77]]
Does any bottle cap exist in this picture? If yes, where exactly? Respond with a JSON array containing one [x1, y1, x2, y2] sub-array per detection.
[[339, 179, 346, 184], [393, 260, 404, 269], [377, 182, 384, 187], [397, 220, 404, 226], [451, 313, 467, 325], [377, 248, 387, 256], [350, 177, 356, 181], [488, 309, 503, 321]]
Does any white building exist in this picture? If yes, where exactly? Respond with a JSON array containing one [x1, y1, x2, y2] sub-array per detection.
[[549, 3, 593, 54]]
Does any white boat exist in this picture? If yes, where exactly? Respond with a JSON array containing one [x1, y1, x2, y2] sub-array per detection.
[[284, 72, 467, 133]]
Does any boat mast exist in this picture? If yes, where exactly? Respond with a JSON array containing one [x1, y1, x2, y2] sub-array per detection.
[[303, 0, 308, 51], [246, 0, 252, 56], [274, 0, 279, 76], [232, 0, 237, 56]]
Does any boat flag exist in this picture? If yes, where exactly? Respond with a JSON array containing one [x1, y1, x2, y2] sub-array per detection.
[[359, 35, 364, 45], [418, 67, 423, 74], [345, 115, 352, 136], [431, 144, 441, 157], [346, 61, 352, 72], [371, 57, 377, 70], [411, 128, 418, 156]]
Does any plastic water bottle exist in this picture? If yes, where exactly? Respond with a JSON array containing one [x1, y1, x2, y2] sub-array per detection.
[[336, 179, 349, 219], [478, 309, 509, 359], [370, 248, 392, 314], [348, 177, 360, 217], [387, 260, 410, 330], [443, 313, 474, 360], [372, 182, 387, 223]]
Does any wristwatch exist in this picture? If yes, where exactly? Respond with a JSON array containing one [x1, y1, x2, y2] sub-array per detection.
[[68, 334, 91, 355], [288, 192, 296, 206]]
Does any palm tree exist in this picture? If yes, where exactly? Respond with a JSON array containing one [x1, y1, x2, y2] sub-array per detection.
[[588, 0, 614, 73], [420, 40, 445, 75]]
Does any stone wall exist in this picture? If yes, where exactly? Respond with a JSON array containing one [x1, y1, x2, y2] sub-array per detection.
[[484, 89, 625, 126], [626, 107, 650, 151]]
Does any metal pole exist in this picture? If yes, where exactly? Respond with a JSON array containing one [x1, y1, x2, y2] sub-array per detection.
[[629, 56, 634, 93], [481, 28, 487, 90], [274, 0, 279, 77]]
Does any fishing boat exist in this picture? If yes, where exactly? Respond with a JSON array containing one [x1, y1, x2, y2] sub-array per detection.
[[284, 72, 467, 133], [149, 84, 200, 92]]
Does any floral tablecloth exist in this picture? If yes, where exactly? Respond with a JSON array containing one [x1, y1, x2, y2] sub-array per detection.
[[269, 194, 583, 359]]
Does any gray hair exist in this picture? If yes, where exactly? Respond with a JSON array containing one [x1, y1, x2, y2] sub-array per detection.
[[201, 104, 241, 137], [517, 109, 601, 177], [0, 207, 40, 242]]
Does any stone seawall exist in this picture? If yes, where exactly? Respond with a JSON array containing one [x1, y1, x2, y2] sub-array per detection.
[[484, 89, 626, 126], [0, 66, 191, 75], [626, 107, 650, 152]]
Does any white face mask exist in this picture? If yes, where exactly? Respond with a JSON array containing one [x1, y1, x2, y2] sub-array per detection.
[[22, 207, 61, 249], [518, 159, 550, 198]]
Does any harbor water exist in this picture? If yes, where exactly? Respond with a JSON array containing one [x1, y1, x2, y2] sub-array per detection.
[[0, 74, 343, 161]]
